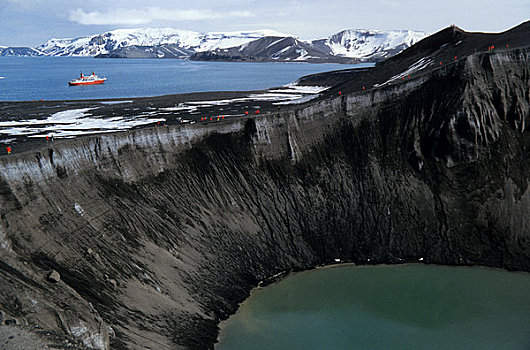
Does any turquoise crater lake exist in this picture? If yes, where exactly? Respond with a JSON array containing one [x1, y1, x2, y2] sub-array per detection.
[[216, 265, 530, 350]]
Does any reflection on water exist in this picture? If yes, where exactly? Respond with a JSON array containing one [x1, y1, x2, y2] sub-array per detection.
[[217, 264, 530, 350]]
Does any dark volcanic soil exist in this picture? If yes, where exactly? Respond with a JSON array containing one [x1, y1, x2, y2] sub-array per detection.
[[0, 22, 529, 349], [0, 90, 295, 154]]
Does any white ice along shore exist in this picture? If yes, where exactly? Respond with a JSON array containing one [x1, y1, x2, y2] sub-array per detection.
[[0, 108, 165, 139], [169, 84, 330, 110]]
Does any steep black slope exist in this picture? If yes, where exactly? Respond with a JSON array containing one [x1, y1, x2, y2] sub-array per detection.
[[0, 24, 529, 350], [298, 20, 530, 95]]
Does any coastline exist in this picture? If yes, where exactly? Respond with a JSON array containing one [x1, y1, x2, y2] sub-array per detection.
[[215, 263, 530, 348], [215, 262, 530, 348]]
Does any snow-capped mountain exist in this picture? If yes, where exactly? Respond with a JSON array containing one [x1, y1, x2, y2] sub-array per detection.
[[312, 29, 426, 60], [190, 29, 426, 63], [36, 28, 291, 57], [8, 27, 427, 62], [191, 36, 351, 63], [0, 46, 43, 56]]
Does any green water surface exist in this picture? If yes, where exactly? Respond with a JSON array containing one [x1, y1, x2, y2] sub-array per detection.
[[216, 264, 530, 350]]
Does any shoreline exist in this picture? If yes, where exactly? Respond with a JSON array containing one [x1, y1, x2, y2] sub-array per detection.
[[0, 57, 371, 104], [215, 262, 530, 347]]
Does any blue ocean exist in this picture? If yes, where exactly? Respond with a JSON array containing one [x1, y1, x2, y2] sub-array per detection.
[[0, 57, 371, 101]]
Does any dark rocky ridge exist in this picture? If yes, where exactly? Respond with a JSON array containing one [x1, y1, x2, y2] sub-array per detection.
[[188, 36, 358, 63], [0, 25, 529, 349]]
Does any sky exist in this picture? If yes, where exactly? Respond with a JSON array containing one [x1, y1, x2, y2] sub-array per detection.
[[0, 0, 528, 46]]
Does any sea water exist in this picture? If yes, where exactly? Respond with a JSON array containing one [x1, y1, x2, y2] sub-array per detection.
[[0, 57, 370, 101], [217, 264, 530, 350]]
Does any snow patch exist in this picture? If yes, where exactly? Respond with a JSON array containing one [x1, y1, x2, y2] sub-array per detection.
[[273, 94, 319, 105], [265, 37, 288, 50], [0, 226, 12, 252], [294, 49, 308, 60], [276, 83, 329, 94], [74, 203, 85, 216], [169, 84, 329, 109], [374, 56, 433, 87], [99, 100, 133, 105], [184, 92, 305, 106], [247, 93, 303, 101], [159, 104, 198, 112], [70, 323, 106, 350], [0, 108, 165, 138]]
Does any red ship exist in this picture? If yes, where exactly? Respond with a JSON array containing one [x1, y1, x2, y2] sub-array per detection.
[[68, 72, 106, 86]]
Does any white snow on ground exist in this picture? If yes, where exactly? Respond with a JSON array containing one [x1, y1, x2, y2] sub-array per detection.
[[159, 104, 198, 112], [99, 100, 133, 105], [172, 84, 329, 109], [247, 93, 303, 101], [267, 83, 329, 104], [74, 202, 85, 216], [185, 93, 301, 106], [183, 93, 302, 106], [187, 100, 238, 106], [273, 83, 329, 94], [294, 49, 308, 61], [69, 323, 106, 350], [374, 57, 434, 87], [273, 94, 320, 105], [0, 108, 165, 138], [0, 83, 327, 140], [270, 46, 292, 59], [265, 37, 288, 50]]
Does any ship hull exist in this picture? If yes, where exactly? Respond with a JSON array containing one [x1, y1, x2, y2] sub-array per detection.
[[68, 79, 106, 86]]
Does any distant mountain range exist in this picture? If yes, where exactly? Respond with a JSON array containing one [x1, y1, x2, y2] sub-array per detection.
[[0, 46, 43, 56], [1, 27, 427, 63]]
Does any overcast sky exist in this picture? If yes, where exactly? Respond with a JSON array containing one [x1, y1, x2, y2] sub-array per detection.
[[1, 0, 528, 46]]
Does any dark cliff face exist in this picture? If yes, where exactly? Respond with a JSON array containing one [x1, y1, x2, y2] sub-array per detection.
[[0, 48, 529, 349]]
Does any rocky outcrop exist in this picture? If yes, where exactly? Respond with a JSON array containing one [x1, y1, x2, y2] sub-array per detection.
[[0, 46, 43, 56], [0, 48, 528, 349]]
